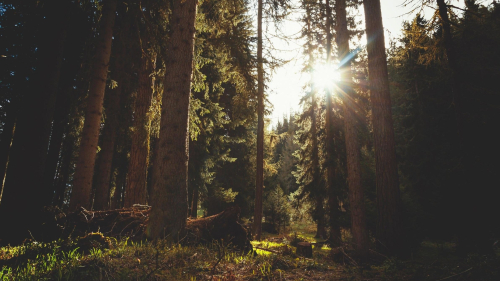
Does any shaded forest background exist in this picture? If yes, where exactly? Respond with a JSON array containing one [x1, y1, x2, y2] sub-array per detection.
[[1, 0, 500, 261]]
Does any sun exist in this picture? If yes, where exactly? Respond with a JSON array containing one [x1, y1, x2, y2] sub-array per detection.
[[311, 63, 341, 91]]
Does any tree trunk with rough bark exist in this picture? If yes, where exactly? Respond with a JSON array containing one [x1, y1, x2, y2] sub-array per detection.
[[325, 0, 341, 246], [92, 84, 122, 210], [124, 54, 154, 207], [253, 0, 264, 241], [69, 0, 118, 212], [146, 0, 198, 242], [336, 0, 369, 257], [363, 0, 402, 256], [92, 52, 125, 210]]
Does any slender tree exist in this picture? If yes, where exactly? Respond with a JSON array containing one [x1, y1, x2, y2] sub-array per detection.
[[92, 63, 124, 210], [363, 0, 402, 256], [146, 0, 198, 241], [253, 0, 265, 241], [92, 28, 128, 210], [69, 0, 118, 211], [335, 0, 368, 256], [306, 0, 326, 239], [324, 0, 342, 246], [124, 53, 154, 207]]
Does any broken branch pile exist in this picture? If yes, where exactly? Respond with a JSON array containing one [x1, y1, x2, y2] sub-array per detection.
[[41, 205, 251, 251]]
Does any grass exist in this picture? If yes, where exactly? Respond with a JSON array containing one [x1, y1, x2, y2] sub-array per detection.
[[0, 237, 338, 280], [1, 224, 499, 280]]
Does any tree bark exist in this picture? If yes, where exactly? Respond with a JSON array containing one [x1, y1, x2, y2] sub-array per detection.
[[325, 0, 342, 246], [363, 0, 402, 256], [336, 0, 369, 257], [146, 0, 198, 242], [69, 0, 118, 212], [92, 56, 125, 210], [315, 196, 327, 239], [253, 0, 264, 241], [124, 54, 154, 207], [92, 84, 122, 210]]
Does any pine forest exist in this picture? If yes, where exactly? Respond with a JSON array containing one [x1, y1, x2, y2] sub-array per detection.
[[0, 0, 499, 280]]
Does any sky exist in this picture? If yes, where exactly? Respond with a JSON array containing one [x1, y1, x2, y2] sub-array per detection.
[[266, 0, 438, 125]]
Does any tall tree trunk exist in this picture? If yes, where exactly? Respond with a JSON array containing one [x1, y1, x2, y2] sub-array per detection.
[[92, 84, 123, 210], [124, 54, 154, 207], [253, 0, 264, 241], [325, 0, 342, 246], [146, 0, 198, 241], [0, 0, 69, 245], [315, 196, 327, 239], [312, 95, 326, 240], [43, 85, 71, 206], [363, 0, 402, 256], [69, 0, 118, 212], [0, 103, 17, 203], [92, 55, 125, 210], [336, 0, 369, 257], [53, 106, 81, 207], [53, 140, 72, 207]]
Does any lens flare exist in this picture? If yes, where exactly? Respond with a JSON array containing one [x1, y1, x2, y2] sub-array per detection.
[[312, 63, 340, 90]]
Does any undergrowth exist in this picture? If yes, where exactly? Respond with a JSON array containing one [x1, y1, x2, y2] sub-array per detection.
[[1, 235, 499, 280]]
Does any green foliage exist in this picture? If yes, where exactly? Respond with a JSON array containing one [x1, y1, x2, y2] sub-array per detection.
[[389, 3, 500, 249], [188, 0, 257, 217], [1, 231, 499, 280], [0, 240, 82, 281], [263, 185, 292, 233]]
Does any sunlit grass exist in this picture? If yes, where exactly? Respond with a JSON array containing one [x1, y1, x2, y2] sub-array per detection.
[[1, 222, 498, 280]]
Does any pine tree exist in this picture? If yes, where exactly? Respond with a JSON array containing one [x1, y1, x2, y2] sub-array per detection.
[[253, 0, 265, 241], [147, 0, 198, 241], [124, 5, 156, 207], [336, 0, 368, 256], [69, 0, 118, 211], [363, 0, 403, 256]]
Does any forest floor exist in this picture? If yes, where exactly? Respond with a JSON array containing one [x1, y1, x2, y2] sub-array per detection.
[[1, 222, 499, 280]]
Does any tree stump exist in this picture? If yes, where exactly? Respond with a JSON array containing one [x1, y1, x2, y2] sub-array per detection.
[[296, 242, 313, 258]]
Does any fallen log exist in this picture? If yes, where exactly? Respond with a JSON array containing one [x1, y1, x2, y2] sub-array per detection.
[[41, 205, 251, 252], [184, 206, 252, 252]]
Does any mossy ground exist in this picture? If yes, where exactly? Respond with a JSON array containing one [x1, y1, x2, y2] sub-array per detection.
[[1, 223, 499, 280]]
